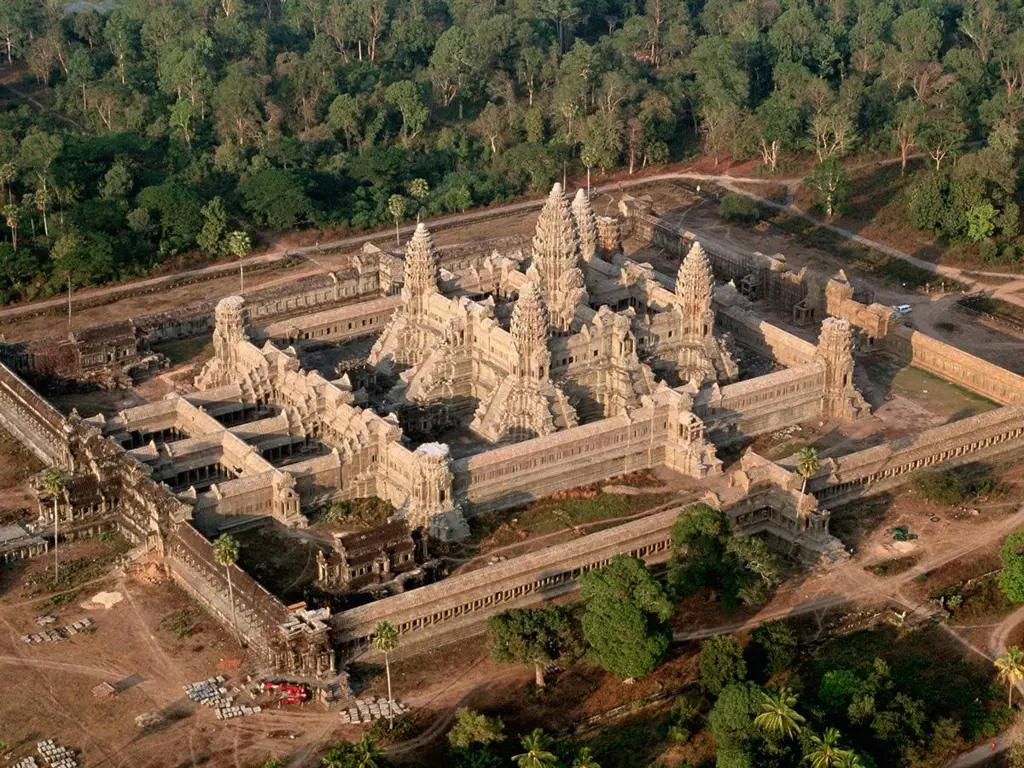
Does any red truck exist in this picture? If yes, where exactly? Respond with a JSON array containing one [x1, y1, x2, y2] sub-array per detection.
[[262, 681, 310, 706]]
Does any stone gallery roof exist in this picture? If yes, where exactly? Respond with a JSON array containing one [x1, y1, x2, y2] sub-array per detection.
[[335, 521, 414, 568]]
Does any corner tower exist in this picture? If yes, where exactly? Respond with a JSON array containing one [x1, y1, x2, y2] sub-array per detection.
[[815, 317, 870, 421]]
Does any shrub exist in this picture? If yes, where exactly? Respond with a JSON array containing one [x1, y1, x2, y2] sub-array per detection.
[[750, 621, 797, 678], [719, 194, 762, 223], [915, 471, 964, 506], [1000, 530, 1024, 604], [699, 635, 747, 695]]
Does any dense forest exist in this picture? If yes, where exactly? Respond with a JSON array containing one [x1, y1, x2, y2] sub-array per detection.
[[1, 0, 1024, 304]]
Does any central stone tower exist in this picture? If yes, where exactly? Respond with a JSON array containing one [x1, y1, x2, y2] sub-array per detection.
[[470, 282, 578, 442], [530, 184, 588, 334]]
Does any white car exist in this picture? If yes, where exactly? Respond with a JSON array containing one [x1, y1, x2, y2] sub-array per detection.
[[893, 304, 912, 315]]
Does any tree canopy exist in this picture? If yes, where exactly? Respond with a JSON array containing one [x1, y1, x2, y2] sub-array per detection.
[[3, 0, 1024, 302], [578, 554, 674, 680]]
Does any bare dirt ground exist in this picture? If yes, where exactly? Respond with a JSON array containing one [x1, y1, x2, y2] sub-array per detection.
[[0, 210, 541, 345], [0, 551, 358, 768]]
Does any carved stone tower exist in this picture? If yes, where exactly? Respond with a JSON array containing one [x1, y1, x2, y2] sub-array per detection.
[[511, 282, 550, 382], [662, 241, 739, 384], [470, 282, 577, 443], [815, 317, 869, 421], [676, 242, 715, 344], [531, 183, 588, 333], [402, 222, 439, 313], [572, 189, 598, 263], [368, 222, 440, 368], [407, 442, 468, 540], [212, 295, 249, 369]]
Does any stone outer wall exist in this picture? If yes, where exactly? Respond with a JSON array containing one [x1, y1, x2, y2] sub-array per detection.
[[629, 211, 811, 314], [332, 471, 832, 662], [0, 362, 71, 467], [0, 256, 294, 327], [811, 405, 1024, 504], [695, 364, 826, 445], [715, 303, 817, 366], [882, 326, 1024, 405], [165, 521, 290, 664], [332, 500, 685, 660]]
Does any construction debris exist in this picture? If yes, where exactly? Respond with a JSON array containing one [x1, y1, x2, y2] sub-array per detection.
[[92, 681, 116, 698], [135, 712, 165, 729], [21, 617, 93, 644], [887, 526, 917, 542], [338, 696, 410, 724]]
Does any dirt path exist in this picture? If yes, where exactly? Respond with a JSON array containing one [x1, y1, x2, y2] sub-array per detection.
[[6, 153, 1022, 331]]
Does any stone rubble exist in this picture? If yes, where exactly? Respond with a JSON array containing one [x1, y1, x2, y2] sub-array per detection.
[[21, 617, 93, 644], [36, 739, 78, 768], [338, 696, 410, 724], [185, 676, 263, 720]]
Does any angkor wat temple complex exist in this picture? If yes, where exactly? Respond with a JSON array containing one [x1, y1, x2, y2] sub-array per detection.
[[2, 184, 1023, 675]]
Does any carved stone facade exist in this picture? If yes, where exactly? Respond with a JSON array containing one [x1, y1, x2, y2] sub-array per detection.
[[316, 520, 417, 591], [647, 242, 739, 385]]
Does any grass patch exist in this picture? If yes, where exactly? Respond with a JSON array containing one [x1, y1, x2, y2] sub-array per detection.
[[151, 336, 214, 367], [156, 603, 205, 640], [771, 206, 966, 291], [309, 496, 394, 527], [828, 494, 894, 549], [469, 491, 675, 545], [35, 590, 78, 610], [959, 296, 1024, 331], [932, 571, 1014, 622], [571, 709, 677, 768], [20, 535, 130, 597], [233, 524, 322, 602], [864, 360, 998, 418]]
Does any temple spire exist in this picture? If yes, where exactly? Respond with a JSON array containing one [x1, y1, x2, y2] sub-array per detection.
[[510, 282, 550, 381], [676, 241, 714, 314], [532, 183, 580, 289], [402, 222, 438, 307], [572, 188, 598, 263]]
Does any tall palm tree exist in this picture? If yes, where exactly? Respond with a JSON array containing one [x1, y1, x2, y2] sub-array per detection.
[[804, 728, 849, 768], [996, 646, 1024, 706], [754, 685, 806, 740], [40, 467, 65, 583], [513, 729, 558, 768], [836, 752, 863, 768], [795, 446, 821, 518], [353, 734, 385, 768], [212, 534, 242, 645], [371, 621, 400, 729], [796, 446, 821, 497], [572, 746, 601, 768]]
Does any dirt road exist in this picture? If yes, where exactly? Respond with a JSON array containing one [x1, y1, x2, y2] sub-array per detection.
[[7, 155, 1023, 331]]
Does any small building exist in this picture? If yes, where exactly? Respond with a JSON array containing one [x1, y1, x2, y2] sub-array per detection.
[[316, 520, 418, 591]]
